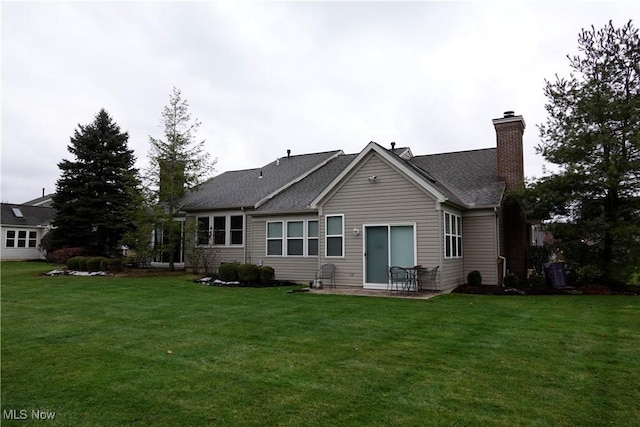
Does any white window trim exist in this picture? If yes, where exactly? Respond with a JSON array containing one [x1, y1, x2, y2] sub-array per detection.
[[195, 214, 245, 248], [266, 221, 284, 256], [4, 229, 38, 249], [267, 219, 319, 258], [325, 214, 345, 258], [444, 211, 463, 259]]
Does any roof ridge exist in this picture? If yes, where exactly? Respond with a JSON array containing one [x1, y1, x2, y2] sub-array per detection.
[[414, 147, 495, 158]]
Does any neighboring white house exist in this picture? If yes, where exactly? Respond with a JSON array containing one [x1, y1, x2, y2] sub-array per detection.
[[1, 203, 55, 260]]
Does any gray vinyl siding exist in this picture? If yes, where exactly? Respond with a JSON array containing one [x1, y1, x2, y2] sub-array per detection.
[[463, 210, 499, 285], [319, 152, 442, 288], [250, 214, 320, 283]]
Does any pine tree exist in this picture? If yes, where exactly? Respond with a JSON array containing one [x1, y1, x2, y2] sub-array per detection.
[[533, 20, 640, 285], [147, 87, 216, 269], [52, 109, 140, 256]]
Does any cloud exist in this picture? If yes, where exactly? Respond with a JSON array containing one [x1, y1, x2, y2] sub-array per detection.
[[1, 1, 635, 203]]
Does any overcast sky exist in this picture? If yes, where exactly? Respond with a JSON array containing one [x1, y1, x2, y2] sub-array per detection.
[[1, 1, 636, 204]]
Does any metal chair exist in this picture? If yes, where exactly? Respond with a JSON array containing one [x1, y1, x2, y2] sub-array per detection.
[[418, 266, 439, 291], [315, 263, 336, 288], [389, 266, 416, 293]]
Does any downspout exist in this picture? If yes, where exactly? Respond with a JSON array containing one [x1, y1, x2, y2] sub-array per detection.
[[242, 207, 248, 264], [496, 207, 506, 285]]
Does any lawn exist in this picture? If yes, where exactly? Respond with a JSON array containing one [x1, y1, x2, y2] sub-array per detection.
[[2, 262, 639, 426]]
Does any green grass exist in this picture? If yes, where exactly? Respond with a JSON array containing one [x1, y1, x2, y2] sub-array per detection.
[[2, 262, 639, 426]]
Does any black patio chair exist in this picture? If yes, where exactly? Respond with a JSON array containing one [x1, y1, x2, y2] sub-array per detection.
[[315, 263, 336, 288]]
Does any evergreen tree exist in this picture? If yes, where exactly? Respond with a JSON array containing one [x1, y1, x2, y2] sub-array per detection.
[[52, 109, 140, 256], [146, 87, 216, 269], [532, 20, 640, 285]]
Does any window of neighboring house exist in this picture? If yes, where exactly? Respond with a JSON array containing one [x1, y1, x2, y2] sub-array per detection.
[[213, 216, 226, 245], [287, 221, 304, 256], [444, 212, 463, 258], [28, 231, 37, 248], [5, 230, 37, 248], [230, 215, 243, 245], [6, 230, 16, 248], [326, 215, 344, 257], [308, 220, 318, 256], [197, 216, 211, 245], [267, 221, 283, 256]]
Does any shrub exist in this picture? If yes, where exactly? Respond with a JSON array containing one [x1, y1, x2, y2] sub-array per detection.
[[67, 256, 84, 270], [86, 257, 108, 272], [576, 264, 603, 285], [467, 270, 482, 286], [530, 274, 547, 289], [260, 266, 275, 283], [76, 257, 89, 271], [238, 263, 260, 283], [50, 247, 84, 265], [98, 258, 124, 273], [503, 273, 520, 288], [218, 263, 240, 282]]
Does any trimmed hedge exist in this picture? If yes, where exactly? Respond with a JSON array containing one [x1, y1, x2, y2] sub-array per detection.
[[530, 274, 547, 289], [218, 263, 240, 282], [100, 258, 124, 273], [86, 257, 108, 272], [503, 273, 520, 288], [260, 266, 275, 283], [238, 263, 260, 283], [67, 256, 86, 270], [467, 270, 482, 286]]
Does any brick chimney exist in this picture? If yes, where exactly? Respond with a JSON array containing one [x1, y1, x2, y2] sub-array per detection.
[[493, 111, 525, 190], [493, 111, 528, 282]]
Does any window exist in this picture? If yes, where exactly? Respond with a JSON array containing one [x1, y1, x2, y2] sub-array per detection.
[[6, 230, 15, 248], [5, 229, 38, 249], [213, 216, 226, 245], [196, 215, 243, 247], [230, 215, 243, 245], [197, 217, 211, 245], [286, 221, 304, 256], [267, 220, 319, 257], [267, 222, 283, 255], [308, 221, 318, 256], [444, 212, 462, 258], [28, 231, 37, 248], [326, 215, 344, 257]]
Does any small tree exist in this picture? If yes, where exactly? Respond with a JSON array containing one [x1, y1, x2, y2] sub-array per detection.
[[532, 20, 640, 285], [52, 109, 140, 256], [146, 88, 216, 269]]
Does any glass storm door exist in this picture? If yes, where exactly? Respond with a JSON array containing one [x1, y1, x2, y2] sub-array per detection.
[[365, 226, 389, 284], [365, 225, 415, 287]]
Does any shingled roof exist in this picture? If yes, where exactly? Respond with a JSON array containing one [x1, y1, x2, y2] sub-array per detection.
[[410, 148, 505, 207], [180, 150, 343, 211], [180, 145, 505, 213], [1, 203, 56, 227], [255, 154, 357, 213]]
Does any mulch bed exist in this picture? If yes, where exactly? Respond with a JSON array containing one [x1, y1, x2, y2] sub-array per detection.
[[452, 284, 638, 296]]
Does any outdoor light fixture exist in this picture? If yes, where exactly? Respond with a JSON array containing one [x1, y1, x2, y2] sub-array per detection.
[[368, 176, 377, 183], [352, 228, 360, 236]]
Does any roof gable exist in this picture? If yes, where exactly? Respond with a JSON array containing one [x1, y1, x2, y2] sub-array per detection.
[[310, 142, 450, 209]]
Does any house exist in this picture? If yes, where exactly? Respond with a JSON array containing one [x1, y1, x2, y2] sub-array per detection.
[[170, 111, 529, 291], [1, 203, 56, 260]]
